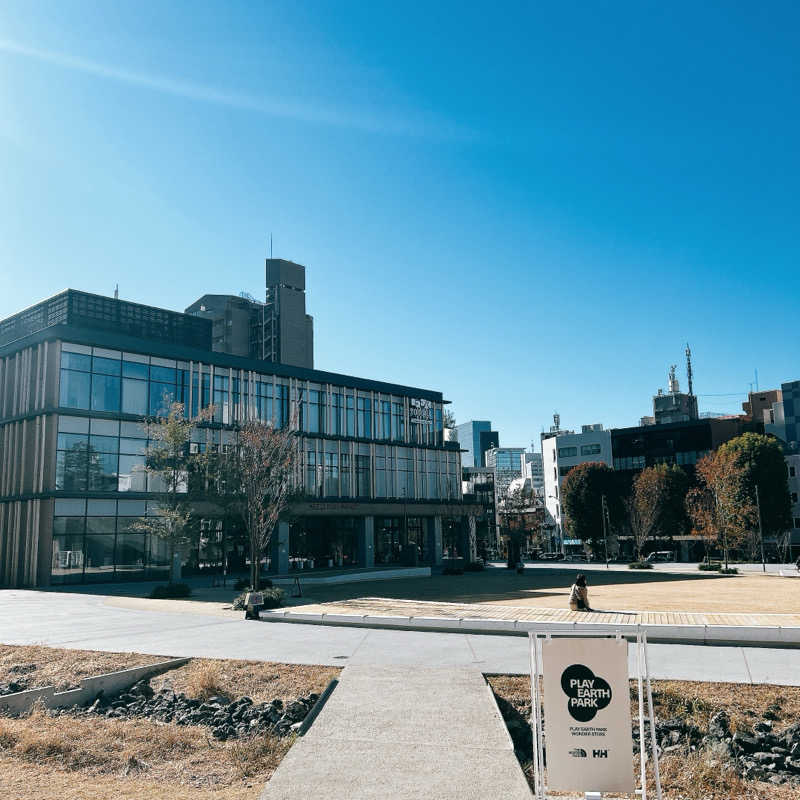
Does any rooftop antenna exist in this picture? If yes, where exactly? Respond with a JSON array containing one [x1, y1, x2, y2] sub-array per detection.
[[668, 364, 679, 393], [113, 284, 119, 300], [755, 368, 759, 393], [685, 343, 694, 396]]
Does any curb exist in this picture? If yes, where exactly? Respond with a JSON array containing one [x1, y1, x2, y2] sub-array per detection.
[[259, 610, 800, 648], [296, 677, 338, 736]]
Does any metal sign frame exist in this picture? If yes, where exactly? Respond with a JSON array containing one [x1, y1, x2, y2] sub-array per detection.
[[528, 627, 662, 800]]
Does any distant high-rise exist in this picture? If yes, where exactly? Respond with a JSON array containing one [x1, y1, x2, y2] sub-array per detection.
[[262, 259, 314, 369], [185, 258, 314, 369], [454, 420, 498, 468]]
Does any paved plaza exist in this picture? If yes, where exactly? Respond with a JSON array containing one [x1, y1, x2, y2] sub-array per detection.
[[2, 589, 800, 684]]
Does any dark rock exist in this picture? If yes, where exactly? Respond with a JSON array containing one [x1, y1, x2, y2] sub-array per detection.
[[754, 721, 773, 734], [708, 711, 730, 740], [733, 732, 760, 753]]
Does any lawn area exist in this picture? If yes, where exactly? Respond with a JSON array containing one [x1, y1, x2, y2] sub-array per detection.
[[291, 567, 800, 614], [0, 645, 338, 800]]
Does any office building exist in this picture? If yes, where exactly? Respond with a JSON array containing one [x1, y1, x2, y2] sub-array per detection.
[[540, 423, 612, 551], [523, 451, 544, 498], [0, 288, 476, 588], [453, 420, 498, 468], [611, 416, 759, 475], [485, 446, 525, 501], [185, 258, 314, 369]]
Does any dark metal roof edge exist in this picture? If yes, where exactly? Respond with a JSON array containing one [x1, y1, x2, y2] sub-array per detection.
[[0, 324, 444, 401]]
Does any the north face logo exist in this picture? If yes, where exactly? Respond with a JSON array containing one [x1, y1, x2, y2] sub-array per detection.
[[560, 664, 612, 722]]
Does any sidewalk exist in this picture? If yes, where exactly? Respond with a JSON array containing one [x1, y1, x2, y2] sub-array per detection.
[[263, 597, 800, 646], [260, 664, 532, 800]]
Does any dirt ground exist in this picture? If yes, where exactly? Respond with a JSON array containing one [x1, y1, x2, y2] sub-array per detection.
[[294, 567, 800, 614], [0, 646, 338, 800], [488, 675, 800, 799]]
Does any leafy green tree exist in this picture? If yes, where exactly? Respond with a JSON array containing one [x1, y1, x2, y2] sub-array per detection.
[[717, 433, 792, 557], [561, 462, 624, 553]]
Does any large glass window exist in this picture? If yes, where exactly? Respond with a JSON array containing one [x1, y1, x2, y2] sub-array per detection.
[[357, 397, 372, 438], [381, 401, 391, 440], [331, 393, 342, 435], [356, 453, 370, 497], [393, 402, 405, 442], [59, 350, 92, 409], [213, 374, 229, 423], [83, 534, 116, 582], [340, 452, 351, 496], [346, 395, 355, 437], [90, 373, 121, 412], [309, 390, 325, 434], [305, 448, 322, 497], [324, 451, 339, 496], [122, 377, 148, 414]]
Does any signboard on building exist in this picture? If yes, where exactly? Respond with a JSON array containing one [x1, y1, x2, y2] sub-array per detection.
[[409, 398, 433, 425], [541, 638, 634, 793]]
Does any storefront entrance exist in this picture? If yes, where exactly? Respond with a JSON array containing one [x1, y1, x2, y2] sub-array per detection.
[[289, 517, 358, 570]]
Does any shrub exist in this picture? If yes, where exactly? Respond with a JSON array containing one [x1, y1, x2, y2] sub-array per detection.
[[464, 561, 485, 572], [628, 561, 653, 569], [183, 662, 225, 701], [698, 562, 721, 571], [719, 567, 738, 575], [232, 587, 285, 610], [148, 583, 191, 599]]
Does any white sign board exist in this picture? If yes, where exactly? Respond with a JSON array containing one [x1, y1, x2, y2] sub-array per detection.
[[541, 638, 634, 793], [409, 398, 433, 424]]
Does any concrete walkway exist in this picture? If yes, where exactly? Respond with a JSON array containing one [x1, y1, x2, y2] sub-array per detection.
[[260, 664, 532, 800], [3, 590, 800, 685]]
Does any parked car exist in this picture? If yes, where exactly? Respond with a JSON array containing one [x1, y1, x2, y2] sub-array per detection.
[[564, 553, 589, 562], [540, 552, 561, 561]]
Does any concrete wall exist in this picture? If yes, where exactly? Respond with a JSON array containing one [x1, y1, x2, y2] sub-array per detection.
[[0, 657, 190, 716]]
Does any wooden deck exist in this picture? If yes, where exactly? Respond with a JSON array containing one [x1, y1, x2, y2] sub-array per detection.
[[288, 597, 800, 628]]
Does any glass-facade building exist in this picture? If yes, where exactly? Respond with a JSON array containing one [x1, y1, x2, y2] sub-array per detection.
[[0, 290, 474, 588]]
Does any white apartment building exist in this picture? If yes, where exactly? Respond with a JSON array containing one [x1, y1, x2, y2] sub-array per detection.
[[541, 423, 612, 551]]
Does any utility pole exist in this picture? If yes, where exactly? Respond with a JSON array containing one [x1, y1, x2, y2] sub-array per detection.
[[601, 494, 610, 568], [755, 483, 765, 573]]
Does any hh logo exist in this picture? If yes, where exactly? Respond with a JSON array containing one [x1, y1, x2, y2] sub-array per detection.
[[592, 749, 608, 759]]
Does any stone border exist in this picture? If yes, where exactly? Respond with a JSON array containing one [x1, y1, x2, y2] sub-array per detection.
[[260, 610, 800, 647], [0, 658, 190, 716], [296, 677, 339, 736]]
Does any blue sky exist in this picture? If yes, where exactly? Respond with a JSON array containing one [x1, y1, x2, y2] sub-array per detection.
[[2, 1, 798, 448]]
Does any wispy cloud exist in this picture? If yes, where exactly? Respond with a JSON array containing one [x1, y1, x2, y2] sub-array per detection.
[[0, 38, 469, 140]]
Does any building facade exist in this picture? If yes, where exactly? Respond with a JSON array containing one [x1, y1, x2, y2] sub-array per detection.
[[541, 424, 612, 551], [453, 420, 498, 468], [485, 446, 525, 501], [0, 290, 475, 588]]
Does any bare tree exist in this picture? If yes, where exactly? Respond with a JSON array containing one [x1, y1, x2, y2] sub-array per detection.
[[136, 402, 211, 583], [236, 420, 299, 590]]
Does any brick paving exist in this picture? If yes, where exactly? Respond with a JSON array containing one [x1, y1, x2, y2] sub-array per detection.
[[287, 596, 800, 627]]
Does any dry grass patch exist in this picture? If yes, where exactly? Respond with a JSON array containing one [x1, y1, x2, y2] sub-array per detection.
[[0, 708, 292, 795], [488, 675, 800, 800], [153, 658, 338, 705], [0, 645, 159, 692]]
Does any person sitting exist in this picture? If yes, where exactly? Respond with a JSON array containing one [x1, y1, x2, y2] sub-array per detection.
[[569, 573, 592, 612]]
